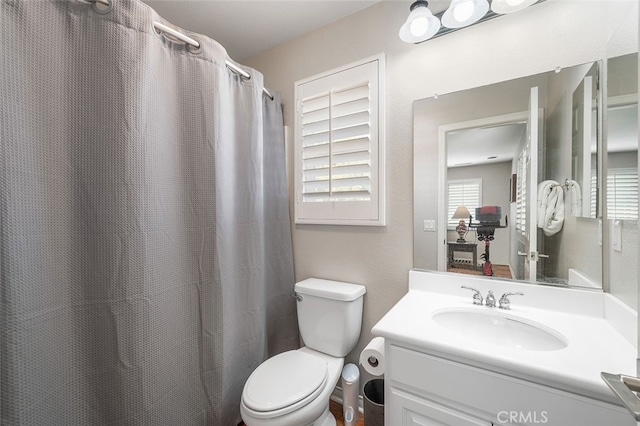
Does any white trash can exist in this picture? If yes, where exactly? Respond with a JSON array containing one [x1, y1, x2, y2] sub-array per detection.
[[341, 363, 360, 426]]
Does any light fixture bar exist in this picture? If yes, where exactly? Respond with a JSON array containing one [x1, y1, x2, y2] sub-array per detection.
[[408, 0, 546, 44], [433, 9, 499, 40]]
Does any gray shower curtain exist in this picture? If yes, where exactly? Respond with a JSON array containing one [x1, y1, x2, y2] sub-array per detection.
[[0, 0, 298, 424]]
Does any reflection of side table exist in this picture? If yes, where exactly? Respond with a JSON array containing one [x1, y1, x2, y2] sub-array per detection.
[[448, 241, 478, 270]]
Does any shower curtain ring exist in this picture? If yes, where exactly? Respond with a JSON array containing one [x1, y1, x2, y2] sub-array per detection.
[[152, 21, 202, 54]]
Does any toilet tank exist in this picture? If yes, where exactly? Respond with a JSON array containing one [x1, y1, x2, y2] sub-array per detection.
[[294, 278, 366, 358]]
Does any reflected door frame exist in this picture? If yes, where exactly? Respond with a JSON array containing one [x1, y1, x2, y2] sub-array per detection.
[[437, 111, 530, 272], [525, 86, 540, 282]]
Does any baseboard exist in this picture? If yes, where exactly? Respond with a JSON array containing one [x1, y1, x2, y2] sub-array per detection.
[[330, 385, 364, 414]]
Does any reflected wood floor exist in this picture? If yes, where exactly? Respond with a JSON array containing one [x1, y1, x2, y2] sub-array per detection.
[[448, 264, 512, 279], [239, 400, 365, 426]]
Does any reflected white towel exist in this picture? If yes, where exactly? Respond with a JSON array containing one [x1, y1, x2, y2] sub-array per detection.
[[543, 185, 564, 236], [568, 179, 582, 216], [537, 180, 556, 228], [536, 180, 564, 236]]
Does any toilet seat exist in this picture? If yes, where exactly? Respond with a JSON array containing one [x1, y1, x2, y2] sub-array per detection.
[[242, 350, 328, 417]]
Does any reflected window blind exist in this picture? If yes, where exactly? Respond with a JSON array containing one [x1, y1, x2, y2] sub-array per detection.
[[447, 179, 481, 229], [590, 169, 597, 218], [294, 55, 385, 226], [608, 168, 638, 220], [516, 149, 528, 236]]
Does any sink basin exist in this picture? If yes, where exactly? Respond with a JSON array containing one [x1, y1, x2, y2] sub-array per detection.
[[432, 308, 568, 351]]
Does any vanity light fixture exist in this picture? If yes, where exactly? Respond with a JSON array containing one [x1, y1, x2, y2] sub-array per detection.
[[400, 0, 544, 43], [399, 0, 441, 43]]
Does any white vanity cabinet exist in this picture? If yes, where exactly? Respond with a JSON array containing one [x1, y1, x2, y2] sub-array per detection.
[[386, 342, 633, 426], [373, 271, 638, 426], [389, 386, 491, 425]]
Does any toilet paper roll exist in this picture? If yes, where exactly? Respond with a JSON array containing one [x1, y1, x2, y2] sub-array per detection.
[[359, 337, 385, 376]]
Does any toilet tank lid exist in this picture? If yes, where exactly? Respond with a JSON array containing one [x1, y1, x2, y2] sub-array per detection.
[[295, 278, 366, 301]]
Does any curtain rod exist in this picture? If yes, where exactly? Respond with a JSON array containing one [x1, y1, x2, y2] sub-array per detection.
[[152, 21, 274, 100]]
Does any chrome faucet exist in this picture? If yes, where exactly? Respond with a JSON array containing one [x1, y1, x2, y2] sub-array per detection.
[[485, 290, 496, 308], [461, 286, 483, 305], [499, 292, 524, 310]]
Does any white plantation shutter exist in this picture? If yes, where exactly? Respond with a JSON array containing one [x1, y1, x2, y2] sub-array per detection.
[[295, 55, 385, 225], [301, 83, 371, 202]]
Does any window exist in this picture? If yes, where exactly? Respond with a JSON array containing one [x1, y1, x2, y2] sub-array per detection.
[[447, 179, 482, 229], [294, 55, 385, 226]]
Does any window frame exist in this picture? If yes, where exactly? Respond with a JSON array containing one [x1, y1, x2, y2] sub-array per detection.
[[293, 54, 386, 226]]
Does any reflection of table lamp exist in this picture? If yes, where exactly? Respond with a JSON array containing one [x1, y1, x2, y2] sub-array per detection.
[[452, 206, 471, 243]]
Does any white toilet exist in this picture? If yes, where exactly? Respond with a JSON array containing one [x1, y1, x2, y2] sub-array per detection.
[[240, 278, 366, 426]]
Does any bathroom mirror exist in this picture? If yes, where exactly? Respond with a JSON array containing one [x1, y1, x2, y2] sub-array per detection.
[[414, 61, 606, 288], [606, 52, 638, 223], [413, 1, 638, 300], [571, 62, 599, 219], [605, 51, 638, 310]]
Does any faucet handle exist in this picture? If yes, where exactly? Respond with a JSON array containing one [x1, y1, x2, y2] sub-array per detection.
[[485, 290, 496, 308], [499, 292, 524, 310], [461, 286, 483, 305]]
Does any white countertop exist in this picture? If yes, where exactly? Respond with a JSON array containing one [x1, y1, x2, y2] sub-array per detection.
[[372, 270, 637, 404]]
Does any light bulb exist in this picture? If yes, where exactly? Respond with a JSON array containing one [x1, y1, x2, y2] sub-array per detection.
[[410, 16, 429, 36], [442, 0, 488, 29], [453, 0, 475, 22], [399, 1, 441, 43], [491, 0, 537, 14]]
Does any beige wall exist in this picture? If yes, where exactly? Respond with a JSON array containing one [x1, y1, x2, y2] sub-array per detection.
[[245, 0, 638, 379]]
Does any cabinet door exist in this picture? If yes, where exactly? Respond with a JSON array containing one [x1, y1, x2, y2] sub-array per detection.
[[389, 387, 491, 426]]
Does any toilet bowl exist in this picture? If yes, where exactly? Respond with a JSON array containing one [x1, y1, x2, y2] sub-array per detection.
[[240, 347, 343, 426], [240, 278, 366, 426]]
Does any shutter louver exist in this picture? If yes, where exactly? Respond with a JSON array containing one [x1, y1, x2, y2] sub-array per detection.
[[301, 82, 372, 203]]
